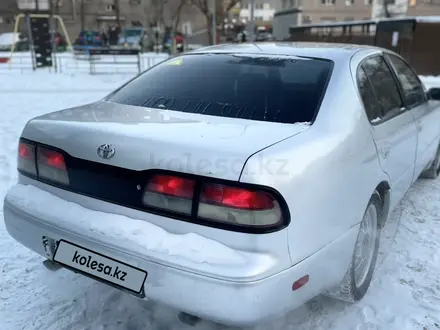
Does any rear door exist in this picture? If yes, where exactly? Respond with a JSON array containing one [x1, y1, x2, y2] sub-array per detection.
[[357, 54, 417, 210], [384, 52, 440, 178]]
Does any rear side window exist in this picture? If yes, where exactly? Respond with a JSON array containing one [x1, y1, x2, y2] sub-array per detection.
[[106, 54, 333, 124], [385, 53, 426, 108], [357, 67, 383, 123], [361, 55, 403, 121]]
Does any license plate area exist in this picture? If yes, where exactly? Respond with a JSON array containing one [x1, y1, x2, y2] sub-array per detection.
[[53, 240, 147, 294]]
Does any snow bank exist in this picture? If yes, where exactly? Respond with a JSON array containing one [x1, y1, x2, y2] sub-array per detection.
[[6, 183, 248, 266], [0, 32, 19, 46], [420, 75, 440, 89]]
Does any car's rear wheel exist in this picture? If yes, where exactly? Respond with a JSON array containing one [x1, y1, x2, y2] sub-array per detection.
[[326, 192, 381, 302], [421, 142, 440, 179]]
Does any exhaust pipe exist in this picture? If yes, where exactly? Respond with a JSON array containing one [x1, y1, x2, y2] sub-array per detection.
[[43, 259, 63, 271], [177, 312, 201, 326]]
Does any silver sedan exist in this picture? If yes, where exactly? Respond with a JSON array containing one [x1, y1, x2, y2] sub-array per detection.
[[4, 43, 440, 327]]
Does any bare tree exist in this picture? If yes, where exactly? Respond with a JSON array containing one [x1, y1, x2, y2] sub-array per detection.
[[191, 0, 240, 44], [50, 0, 62, 14], [148, 0, 166, 27], [114, 0, 121, 28], [170, 0, 186, 34], [79, 0, 85, 30]]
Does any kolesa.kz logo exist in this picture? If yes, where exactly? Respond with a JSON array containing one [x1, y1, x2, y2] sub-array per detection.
[[72, 250, 127, 281]]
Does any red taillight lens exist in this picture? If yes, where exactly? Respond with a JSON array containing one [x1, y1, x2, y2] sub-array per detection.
[[19, 142, 33, 159], [37, 146, 69, 185], [142, 174, 196, 215], [198, 183, 282, 227], [142, 173, 286, 229], [201, 184, 275, 210], [38, 147, 66, 170], [146, 174, 195, 198], [18, 141, 37, 175]]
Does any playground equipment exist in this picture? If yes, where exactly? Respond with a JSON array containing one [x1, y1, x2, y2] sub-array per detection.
[[9, 0, 73, 71]]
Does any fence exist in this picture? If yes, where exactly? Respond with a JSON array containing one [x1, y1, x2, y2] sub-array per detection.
[[0, 51, 169, 74], [288, 17, 440, 76]]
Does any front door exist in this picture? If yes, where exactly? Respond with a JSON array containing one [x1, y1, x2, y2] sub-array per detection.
[[385, 52, 440, 178]]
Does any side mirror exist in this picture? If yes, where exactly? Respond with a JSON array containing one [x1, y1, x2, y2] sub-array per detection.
[[428, 87, 440, 101]]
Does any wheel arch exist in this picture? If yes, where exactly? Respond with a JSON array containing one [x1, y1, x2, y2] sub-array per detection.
[[374, 180, 391, 228]]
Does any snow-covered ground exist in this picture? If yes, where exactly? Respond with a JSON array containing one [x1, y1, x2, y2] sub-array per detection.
[[0, 68, 440, 330]]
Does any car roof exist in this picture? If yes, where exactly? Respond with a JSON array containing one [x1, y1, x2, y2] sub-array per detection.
[[189, 42, 384, 63]]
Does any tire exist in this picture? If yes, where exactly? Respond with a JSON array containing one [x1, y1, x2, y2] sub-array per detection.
[[325, 192, 382, 303], [421, 143, 440, 179]]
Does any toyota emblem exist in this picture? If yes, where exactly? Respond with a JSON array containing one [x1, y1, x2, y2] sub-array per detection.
[[97, 144, 115, 160]]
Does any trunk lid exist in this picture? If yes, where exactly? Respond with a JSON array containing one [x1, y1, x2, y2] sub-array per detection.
[[22, 101, 310, 181]]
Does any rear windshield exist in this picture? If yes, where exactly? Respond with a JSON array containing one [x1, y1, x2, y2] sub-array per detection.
[[106, 53, 333, 124]]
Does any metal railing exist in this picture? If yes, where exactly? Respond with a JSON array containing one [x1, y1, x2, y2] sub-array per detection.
[[0, 52, 169, 74]]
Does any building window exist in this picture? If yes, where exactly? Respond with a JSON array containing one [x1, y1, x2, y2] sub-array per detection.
[[241, 2, 248, 8], [105, 4, 115, 11], [364, 0, 373, 4], [255, 4, 263, 9], [345, 0, 355, 5], [302, 15, 311, 24], [321, 0, 336, 5]]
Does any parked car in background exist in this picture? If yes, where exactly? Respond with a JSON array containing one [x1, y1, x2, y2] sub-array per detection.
[[4, 43, 440, 327], [74, 30, 102, 53], [118, 26, 145, 50], [255, 31, 275, 42]]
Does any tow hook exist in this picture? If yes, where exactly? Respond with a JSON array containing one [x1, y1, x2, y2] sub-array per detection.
[[43, 259, 63, 271], [42, 236, 62, 271], [177, 312, 201, 326]]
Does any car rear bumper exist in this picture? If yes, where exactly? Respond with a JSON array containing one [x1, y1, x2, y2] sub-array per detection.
[[3, 184, 359, 327]]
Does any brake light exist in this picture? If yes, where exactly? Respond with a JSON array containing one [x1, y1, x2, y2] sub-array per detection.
[[200, 184, 274, 210], [147, 174, 195, 198], [17, 141, 37, 175], [142, 173, 284, 228], [37, 146, 69, 185], [142, 174, 195, 215], [198, 183, 282, 227]]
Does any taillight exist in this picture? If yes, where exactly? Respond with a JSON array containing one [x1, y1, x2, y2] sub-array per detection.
[[141, 173, 284, 229], [198, 183, 282, 227], [200, 184, 274, 210], [18, 141, 37, 175], [37, 146, 69, 185], [142, 174, 195, 215]]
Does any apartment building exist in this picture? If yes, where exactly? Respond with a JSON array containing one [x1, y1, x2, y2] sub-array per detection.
[[238, 0, 276, 22], [0, 0, 207, 40], [272, 0, 373, 40], [278, 0, 374, 25], [407, 0, 440, 16]]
